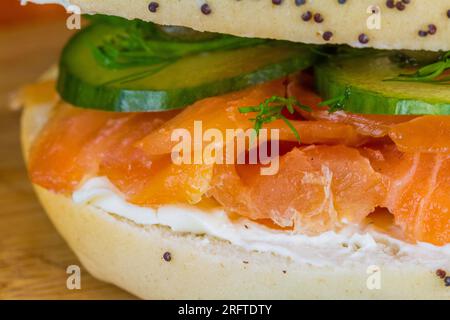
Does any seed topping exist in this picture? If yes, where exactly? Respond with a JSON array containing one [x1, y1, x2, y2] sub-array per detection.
[[201, 3, 212, 15], [358, 33, 369, 44], [323, 31, 333, 41], [148, 1, 159, 13], [163, 251, 172, 262]]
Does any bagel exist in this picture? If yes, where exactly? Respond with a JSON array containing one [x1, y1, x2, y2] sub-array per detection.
[[18, 0, 450, 299]]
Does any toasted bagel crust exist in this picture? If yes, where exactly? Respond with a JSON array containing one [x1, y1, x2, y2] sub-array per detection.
[[66, 0, 450, 51], [21, 84, 450, 299]]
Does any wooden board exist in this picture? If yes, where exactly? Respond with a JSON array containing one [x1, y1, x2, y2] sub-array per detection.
[[0, 19, 135, 299]]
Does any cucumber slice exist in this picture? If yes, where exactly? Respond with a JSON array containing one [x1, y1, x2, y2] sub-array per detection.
[[58, 22, 316, 112], [315, 55, 450, 115]]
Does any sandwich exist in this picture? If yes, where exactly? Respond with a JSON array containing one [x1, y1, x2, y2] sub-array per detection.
[[19, 0, 450, 299]]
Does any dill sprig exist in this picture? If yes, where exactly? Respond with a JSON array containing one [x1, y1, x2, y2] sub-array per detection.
[[94, 25, 266, 69], [238, 96, 311, 143], [385, 51, 450, 85], [92, 20, 267, 85], [318, 86, 352, 112]]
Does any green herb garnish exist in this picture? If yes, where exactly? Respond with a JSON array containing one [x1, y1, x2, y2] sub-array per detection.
[[92, 19, 267, 85], [94, 23, 266, 69], [318, 86, 352, 112], [238, 96, 311, 143], [386, 51, 450, 85]]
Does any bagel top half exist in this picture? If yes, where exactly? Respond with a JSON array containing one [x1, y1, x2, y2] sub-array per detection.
[[31, 0, 450, 51]]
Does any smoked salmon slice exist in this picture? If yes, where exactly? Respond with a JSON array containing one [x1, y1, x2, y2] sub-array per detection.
[[29, 102, 176, 194], [139, 78, 366, 156], [363, 144, 450, 245], [209, 145, 387, 234], [29, 104, 127, 193], [287, 75, 416, 138], [288, 74, 450, 154], [389, 116, 450, 153]]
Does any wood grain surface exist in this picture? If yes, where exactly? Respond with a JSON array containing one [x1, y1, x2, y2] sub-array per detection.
[[0, 13, 135, 299]]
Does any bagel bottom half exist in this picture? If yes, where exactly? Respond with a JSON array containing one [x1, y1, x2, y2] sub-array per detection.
[[20, 93, 450, 300]]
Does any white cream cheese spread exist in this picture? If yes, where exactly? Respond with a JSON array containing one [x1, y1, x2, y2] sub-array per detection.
[[73, 177, 450, 268]]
